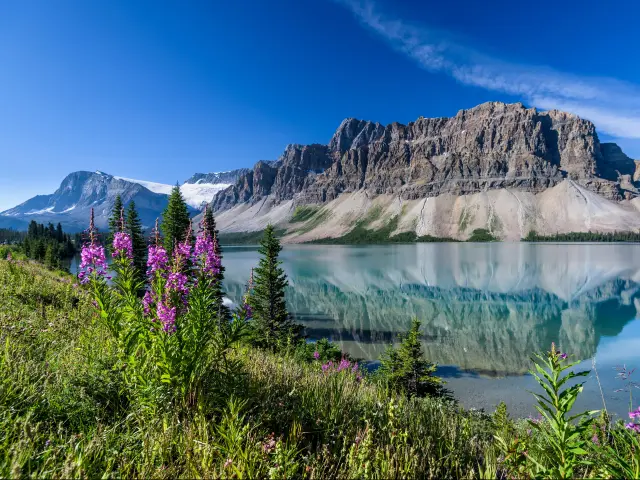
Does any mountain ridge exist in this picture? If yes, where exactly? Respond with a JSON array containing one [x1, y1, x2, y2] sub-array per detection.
[[206, 101, 640, 241]]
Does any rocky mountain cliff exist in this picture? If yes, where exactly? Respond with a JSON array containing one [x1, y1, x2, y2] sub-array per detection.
[[184, 169, 250, 186], [210, 102, 640, 240]]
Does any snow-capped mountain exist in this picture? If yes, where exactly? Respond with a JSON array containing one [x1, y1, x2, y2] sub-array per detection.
[[0, 169, 248, 231], [116, 168, 246, 210]]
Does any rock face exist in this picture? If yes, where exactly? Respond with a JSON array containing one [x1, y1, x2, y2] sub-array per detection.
[[184, 169, 250, 186], [212, 102, 637, 213]]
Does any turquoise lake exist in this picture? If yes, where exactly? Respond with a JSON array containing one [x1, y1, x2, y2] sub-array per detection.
[[221, 243, 640, 418]]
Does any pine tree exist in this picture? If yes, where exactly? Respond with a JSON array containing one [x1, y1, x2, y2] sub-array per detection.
[[200, 208, 229, 322], [161, 184, 192, 253], [203, 203, 224, 275], [107, 194, 124, 250], [56, 223, 64, 242], [248, 224, 301, 350], [44, 243, 55, 269], [125, 201, 147, 279], [377, 318, 445, 398]]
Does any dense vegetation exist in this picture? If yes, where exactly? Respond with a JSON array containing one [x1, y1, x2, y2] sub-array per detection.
[[19, 220, 77, 269], [219, 229, 286, 246], [524, 230, 640, 242], [4, 211, 640, 477], [0, 228, 25, 245]]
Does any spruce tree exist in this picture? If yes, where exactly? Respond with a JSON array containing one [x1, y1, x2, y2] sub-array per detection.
[[125, 201, 147, 279], [44, 243, 55, 269], [248, 224, 301, 350], [203, 203, 224, 275], [377, 318, 444, 398], [107, 194, 124, 250], [161, 184, 192, 253]]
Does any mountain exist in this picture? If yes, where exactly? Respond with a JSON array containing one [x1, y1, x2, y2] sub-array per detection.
[[208, 102, 640, 241], [0, 171, 174, 232], [1, 168, 249, 232], [119, 168, 247, 209]]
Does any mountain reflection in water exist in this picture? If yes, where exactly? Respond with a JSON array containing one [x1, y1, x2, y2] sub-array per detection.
[[222, 243, 640, 378]]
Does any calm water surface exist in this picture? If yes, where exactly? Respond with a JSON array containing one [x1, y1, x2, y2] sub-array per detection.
[[221, 243, 640, 418]]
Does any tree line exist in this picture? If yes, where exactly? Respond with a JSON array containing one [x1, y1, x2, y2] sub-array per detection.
[[22, 221, 76, 269], [524, 230, 640, 242]]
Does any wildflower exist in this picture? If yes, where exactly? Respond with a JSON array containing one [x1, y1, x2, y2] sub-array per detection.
[[243, 302, 252, 319], [78, 209, 108, 284], [262, 434, 276, 454], [142, 290, 155, 316], [6, 252, 11, 261], [112, 231, 133, 260], [592, 434, 599, 445], [193, 224, 221, 277], [626, 422, 640, 433], [167, 272, 189, 296], [157, 299, 176, 333], [79, 242, 108, 284], [313, 351, 320, 360], [147, 245, 169, 275], [224, 458, 233, 468], [630, 407, 640, 419]]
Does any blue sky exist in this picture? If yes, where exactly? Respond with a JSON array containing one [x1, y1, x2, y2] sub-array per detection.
[[1, 0, 640, 211]]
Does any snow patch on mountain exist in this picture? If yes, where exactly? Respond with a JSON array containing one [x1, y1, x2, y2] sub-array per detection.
[[115, 177, 230, 209]]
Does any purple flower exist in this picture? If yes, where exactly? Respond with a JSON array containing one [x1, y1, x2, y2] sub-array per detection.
[[157, 300, 176, 333], [592, 434, 599, 445], [243, 302, 252, 319], [626, 422, 640, 433], [142, 290, 155, 316], [224, 458, 233, 469], [147, 245, 169, 276], [173, 239, 192, 270], [6, 252, 12, 262], [112, 231, 133, 260], [313, 351, 320, 360], [559, 353, 568, 360], [78, 242, 108, 284], [321, 361, 333, 373], [193, 230, 221, 277], [167, 272, 189, 296]]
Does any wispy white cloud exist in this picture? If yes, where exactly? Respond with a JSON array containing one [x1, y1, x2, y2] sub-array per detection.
[[335, 0, 640, 139]]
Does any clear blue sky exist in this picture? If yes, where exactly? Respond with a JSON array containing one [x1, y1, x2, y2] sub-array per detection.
[[2, 0, 640, 210]]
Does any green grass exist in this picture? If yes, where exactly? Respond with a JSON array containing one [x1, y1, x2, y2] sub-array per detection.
[[309, 215, 457, 245], [218, 229, 286, 245], [466, 228, 498, 242], [290, 205, 321, 223]]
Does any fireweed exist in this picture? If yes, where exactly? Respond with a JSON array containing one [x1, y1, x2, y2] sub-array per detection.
[[77, 213, 249, 408]]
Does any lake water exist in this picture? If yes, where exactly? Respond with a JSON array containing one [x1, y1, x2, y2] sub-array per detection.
[[222, 243, 640, 418], [69, 243, 640, 418]]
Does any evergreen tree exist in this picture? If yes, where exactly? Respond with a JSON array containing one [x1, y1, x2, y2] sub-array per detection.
[[377, 318, 445, 398], [44, 243, 55, 269], [107, 194, 124, 250], [248, 224, 301, 350], [56, 223, 64, 242], [203, 203, 224, 275], [161, 184, 192, 253], [125, 201, 147, 279]]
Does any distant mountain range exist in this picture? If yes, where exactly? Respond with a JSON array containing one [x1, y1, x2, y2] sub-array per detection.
[[5, 101, 640, 239], [0, 169, 246, 232]]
